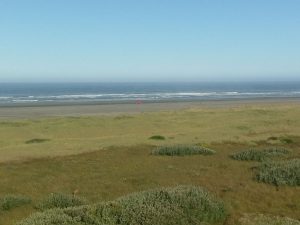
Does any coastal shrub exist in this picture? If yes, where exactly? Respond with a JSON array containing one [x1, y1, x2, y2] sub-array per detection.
[[115, 185, 226, 224], [267, 136, 278, 141], [35, 193, 87, 211], [280, 137, 294, 144], [256, 159, 300, 186], [152, 145, 215, 156], [267, 136, 295, 144], [25, 138, 50, 144], [239, 213, 300, 225], [0, 194, 31, 211], [18, 186, 227, 225], [230, 147, 290, 161], [149, 135, 166, 140], [17, 209, 84, 225]]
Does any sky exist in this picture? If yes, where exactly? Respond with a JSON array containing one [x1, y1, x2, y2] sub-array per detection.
[[0, 0, 300, 82]]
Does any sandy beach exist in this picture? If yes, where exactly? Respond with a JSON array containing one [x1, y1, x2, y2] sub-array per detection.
[[1, 98, 300, 119]]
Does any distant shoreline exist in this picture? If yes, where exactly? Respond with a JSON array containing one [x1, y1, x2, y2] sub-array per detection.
[[1, 96, 300, 108], [1, 97, 300, 119]]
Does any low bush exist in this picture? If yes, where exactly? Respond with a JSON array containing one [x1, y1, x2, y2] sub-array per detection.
[[149, 135, 166, 140], [267, 136, 278, 141], [0, 194, 31, 211], [152, 145, 215, 156], [25, 138, 50, 144], [280, 137, 294, 144], [230, 147, 290, 161], [35, 193, 87, 211], [18, 186, 227, 225], [256, 159, 300, 186], [239, 213, 300, 225], [17, 209, 82, 225]]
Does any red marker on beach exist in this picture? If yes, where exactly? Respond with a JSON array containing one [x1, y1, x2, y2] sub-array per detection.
[[136, 99, 142, 105]]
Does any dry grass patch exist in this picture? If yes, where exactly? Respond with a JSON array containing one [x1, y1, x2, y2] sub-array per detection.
[[239, 213, 300, 225]]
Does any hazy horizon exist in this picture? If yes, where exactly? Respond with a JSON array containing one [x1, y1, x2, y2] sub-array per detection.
[[1, 1, 300, 82]]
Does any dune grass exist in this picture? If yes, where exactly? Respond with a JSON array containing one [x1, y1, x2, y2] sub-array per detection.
[[18, 186, 226, 225], [0, 195, 31, 212], [152, 145, 215, 156], [230, 147, 290, 162], [256, 159, 300, 186]]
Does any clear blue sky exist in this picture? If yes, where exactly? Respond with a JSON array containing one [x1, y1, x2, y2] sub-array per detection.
[[0, 0, 299, 82]]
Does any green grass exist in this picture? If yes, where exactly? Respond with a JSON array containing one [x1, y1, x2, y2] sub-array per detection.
[[230, 147, 290, 161], [0, 195, 31, 212], [0, 143, 299, 225], [1, 104, 300, 224], [256, 159, 300, 186], [1, 104, 300, 162], [35, 193, 88, 211], [152, 145, 215, 156], [149, 135, 166, 140], [18, 185, 226, 225]]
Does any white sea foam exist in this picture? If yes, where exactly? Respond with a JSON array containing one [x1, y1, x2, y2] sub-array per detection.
[[1, 89, 300, 105]]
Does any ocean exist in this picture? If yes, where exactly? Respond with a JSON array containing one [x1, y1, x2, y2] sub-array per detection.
[[0, 82, 300, 106]]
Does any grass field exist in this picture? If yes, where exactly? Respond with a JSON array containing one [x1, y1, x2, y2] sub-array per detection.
[[0, 103, 299, 224]]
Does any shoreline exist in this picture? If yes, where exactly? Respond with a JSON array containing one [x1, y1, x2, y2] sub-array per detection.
[[1, 97, 300, 119]]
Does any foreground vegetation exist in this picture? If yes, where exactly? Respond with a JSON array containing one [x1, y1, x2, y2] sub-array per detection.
[[230, 147, 290, 161], [0, 103, 300, 224], [256, 159, 300, 186], [18, 186, 226, 225], [0, 195, 31, 212], [152, 145, 215, 156], [0, 143, 299, 225], [35, 193, 87, 211]]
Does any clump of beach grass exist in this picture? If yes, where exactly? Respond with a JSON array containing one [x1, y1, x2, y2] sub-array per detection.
[[152, 145, 215, 156], [35, 193, 87, 211], [239, 213, 300, 225], [149, 135, 166, 140], [0, 194, 31, 211], [25, 138, 50, 144], [230, 147, 290, 162], [256, 159, 300, 186], [18, 186, 226, 225]]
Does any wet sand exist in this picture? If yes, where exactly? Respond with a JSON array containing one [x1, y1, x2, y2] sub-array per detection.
[[0, 98, 300, 119]]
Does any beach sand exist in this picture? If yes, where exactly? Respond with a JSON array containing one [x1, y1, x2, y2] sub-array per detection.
[[1, 98, 300, 119]]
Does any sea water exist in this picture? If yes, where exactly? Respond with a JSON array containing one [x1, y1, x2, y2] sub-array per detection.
[[0, 82, 300, 106]]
